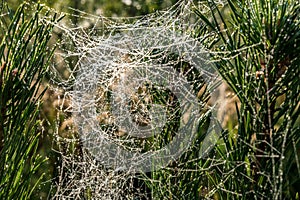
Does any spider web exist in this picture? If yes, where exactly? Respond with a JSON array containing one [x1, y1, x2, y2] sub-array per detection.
[[48, 0, 238, 199]]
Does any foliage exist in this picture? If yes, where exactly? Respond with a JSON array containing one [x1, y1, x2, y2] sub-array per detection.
[[195, 0, 300, 198], [0, 2, 60, 199], [1, 0, 299, 199], [7, 0, 179, 18]]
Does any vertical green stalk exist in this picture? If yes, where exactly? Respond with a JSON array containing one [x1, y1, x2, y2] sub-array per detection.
[[195, 0, 300, 198], [0, 2, 60, 199]]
